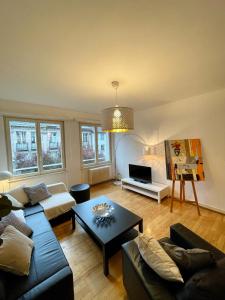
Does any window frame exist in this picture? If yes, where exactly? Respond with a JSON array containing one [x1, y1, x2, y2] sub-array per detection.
[[5, 116, 66, 178], [79, 122, 112, 168]]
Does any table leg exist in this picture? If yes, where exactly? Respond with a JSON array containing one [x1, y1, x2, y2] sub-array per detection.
[[103, 245, 109, 276], [170, 180, 175, 212], [180, 180, 183, 202], [139, 220, 143, 233], [72, 211, 76, 230]]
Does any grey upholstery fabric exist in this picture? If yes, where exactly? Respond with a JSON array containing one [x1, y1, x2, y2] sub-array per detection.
[[160, 242, 215, 274], [176, 258, 225, 300], [23, 183, 52, 205], [0, 212, 33, 236]]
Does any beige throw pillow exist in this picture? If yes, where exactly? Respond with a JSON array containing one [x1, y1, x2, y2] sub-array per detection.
[[5, 194, 23, 208], [0, 225, 34, 276], [7, 186, 29, 205], [138, 233, 183, 282]]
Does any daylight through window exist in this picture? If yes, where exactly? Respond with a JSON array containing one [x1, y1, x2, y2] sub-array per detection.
[[80, 124, 111, 166], [6, 118, 64, 176]]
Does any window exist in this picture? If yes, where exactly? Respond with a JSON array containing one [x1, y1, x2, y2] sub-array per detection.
[[80, 124, 111, 166], [6, 118, 65, 176]]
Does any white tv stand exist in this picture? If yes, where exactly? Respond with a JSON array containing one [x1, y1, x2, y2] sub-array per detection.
[[121, 178, 169, 204]]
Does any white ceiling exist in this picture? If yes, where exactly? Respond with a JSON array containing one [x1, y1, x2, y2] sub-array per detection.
[[0, 0, 225, 113]]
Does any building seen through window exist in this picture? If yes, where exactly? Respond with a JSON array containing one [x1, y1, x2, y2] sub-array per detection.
[[80, 124, 110, 165], [7, 119, 64, 176]]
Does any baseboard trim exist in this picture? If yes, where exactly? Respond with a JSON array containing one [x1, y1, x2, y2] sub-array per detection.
[[172, 197, 225, 215], [199, 203, 225, 215]]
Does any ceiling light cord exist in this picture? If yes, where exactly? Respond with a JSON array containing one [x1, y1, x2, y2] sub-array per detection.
[[115, 87, 118, 107], [112, 81, 119, 107]]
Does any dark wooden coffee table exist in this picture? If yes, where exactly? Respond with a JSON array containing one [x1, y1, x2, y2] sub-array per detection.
[[72, 195, 143, 276]]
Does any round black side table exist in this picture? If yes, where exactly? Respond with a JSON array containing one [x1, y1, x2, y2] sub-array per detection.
[[70, 183, 90, 204]]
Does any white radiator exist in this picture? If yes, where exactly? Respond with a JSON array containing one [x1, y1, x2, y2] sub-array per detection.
[[88, 166, 111, 185]]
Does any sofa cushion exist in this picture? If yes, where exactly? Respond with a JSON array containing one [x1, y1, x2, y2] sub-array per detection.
[[0, 225, 34, 276], [138, 233, 183, 283], [2, 212, 69, 299], [24, 204, 44, 217], [176, 258, 225, 300], [0, 212, 33, 236], [40, 192, 75, 220], [25, 211, 53, 237], [24, 183, 52, 205], [18, 266, 74, 300], [7, 185, 29, 206]]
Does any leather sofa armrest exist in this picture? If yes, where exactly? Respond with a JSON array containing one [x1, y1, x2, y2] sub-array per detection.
[[170, 223, 225, 261], [47, 182, 68, 194], [18, 266, 74, 300]]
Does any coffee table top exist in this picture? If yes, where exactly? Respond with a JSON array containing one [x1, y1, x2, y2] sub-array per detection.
[[72, 195, 142, 244]]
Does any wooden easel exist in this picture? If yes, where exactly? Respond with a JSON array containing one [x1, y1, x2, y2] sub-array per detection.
[[170, 179, 201, 216]]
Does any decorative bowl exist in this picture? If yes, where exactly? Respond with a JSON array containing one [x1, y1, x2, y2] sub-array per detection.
[[92, 203, 114, 218]]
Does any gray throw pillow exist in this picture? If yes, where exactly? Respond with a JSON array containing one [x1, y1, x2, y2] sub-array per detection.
[[23, 183, 52, 205], [160, 242, 215, 274], [0, 212, 32, 236]]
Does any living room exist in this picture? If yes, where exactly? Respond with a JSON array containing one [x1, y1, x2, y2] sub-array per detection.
[[0, 1, 225, 300]]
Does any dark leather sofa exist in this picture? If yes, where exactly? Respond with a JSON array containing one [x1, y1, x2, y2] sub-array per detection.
[[122, 223, 225, 300], [0, 204, 74, 300]]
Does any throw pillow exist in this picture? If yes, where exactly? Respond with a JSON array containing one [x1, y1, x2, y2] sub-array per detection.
[[0, 225, 34, 276], [0, 212, 32, 236], [138, 233, 184, 282], [1, 194, 23, 208], [23, 183, 52, 205], [160, 242, 215, 275], [6, 185, 29, 205], [13, 209, 26, 223], [176, 258, 225, 300]]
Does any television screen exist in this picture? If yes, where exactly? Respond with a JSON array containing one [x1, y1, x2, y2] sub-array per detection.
[[129, 164, 152, 183]]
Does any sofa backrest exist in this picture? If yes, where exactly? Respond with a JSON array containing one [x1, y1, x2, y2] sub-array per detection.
[[7, 182, 68, 206]]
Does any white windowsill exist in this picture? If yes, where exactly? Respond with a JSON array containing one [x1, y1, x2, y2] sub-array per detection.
[[9, 169, 67, 183]]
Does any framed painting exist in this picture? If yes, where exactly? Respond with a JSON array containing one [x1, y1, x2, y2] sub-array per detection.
[[164, 139, 205, 181]]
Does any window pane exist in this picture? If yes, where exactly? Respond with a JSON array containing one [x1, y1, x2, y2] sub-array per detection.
[[9, 120, 38, 175], [81, 125, 96, 164], [97, 127, 110, 162], [40, 123, 63, 171]]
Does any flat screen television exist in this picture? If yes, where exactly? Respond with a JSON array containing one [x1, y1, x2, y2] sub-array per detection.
[[129, 164, 152, 184]]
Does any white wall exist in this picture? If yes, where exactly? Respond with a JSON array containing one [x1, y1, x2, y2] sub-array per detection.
[[0, 99, 110, 191], [116, 89, 225, 213]]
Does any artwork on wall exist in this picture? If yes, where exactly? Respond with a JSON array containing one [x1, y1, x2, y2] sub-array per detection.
[[164, 139, 205, 181]]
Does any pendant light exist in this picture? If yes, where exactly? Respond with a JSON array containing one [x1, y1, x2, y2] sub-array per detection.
[[101, 81, 134, 133]]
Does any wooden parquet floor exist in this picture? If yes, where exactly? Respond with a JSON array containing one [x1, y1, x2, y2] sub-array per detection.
[[54, 181, 225, 300]]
